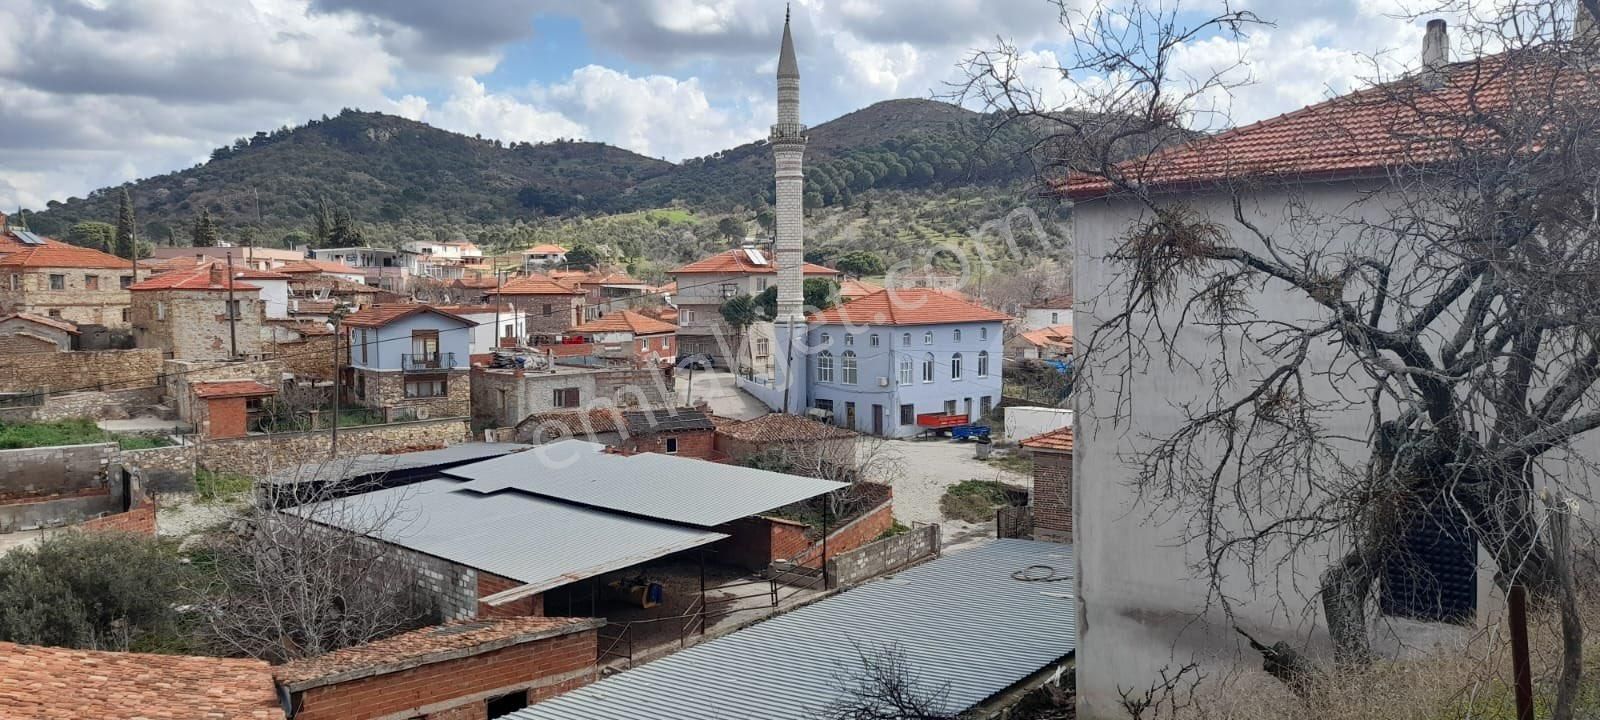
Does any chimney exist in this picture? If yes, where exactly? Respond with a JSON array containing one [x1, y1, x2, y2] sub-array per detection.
[[209, 263, 227, 287], [0, 211, 8, 231], [1421, 19, 1449, 87]]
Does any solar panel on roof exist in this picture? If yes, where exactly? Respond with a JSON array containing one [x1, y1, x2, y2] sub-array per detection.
[[743, 248, 767, 265], [13, 230, 45, 246]]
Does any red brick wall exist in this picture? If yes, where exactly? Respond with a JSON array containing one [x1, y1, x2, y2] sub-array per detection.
[[204, 396, 249, 439], [477, 572, 545, 618], [771, 519, 811, 562], [1031, 449, 1072, 541], [805, 500, 894, 568], [623, 429, 716, 459], [78, 504, 157, 535], [291, 629, 597, 720], [427, 703, 486, 720]]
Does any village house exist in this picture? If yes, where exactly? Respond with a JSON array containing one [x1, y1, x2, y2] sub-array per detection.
[[668, 247, 839, 367], [836, 277, 882, 303], [472, 362, 673, 430], [1007, 323, 1073, 362], [402, 239, 483, 281], [522, 243, 567, 270], [1019, 426, 1072, 544], [884, 266, 963, 291], [190, 379, 278, 439], [510, 406, 720, 459], [565, 310, 677, 365], [342, 304, 474, 421], [485, 275, 588, 339], [1020, 293, 1073, 331], [148, 244, 304, 272], [146, 256, 294, 319], [797, 288, 1008, 437], [0, 229, 143, 328], [276, 258, 369, 286], [433, 304, 521, 357], [128, 262, 268, 360], [0, 312, 78, 352], [308, 246, 407, 291], [565, 269, 652, 319]]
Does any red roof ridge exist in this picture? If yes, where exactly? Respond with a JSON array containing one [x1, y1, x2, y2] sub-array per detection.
[[569, 309, 678, 335], [341, 303, 475, 328], [1020, 426, 1073, 452], [808, 287, 1011, 326]]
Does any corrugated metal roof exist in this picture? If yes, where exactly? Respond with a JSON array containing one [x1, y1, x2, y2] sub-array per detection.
[[510, 540, 1075, 720], [264, 443, 531, 486], [442, 439, 845, 527], [290, 478, 726, 593]]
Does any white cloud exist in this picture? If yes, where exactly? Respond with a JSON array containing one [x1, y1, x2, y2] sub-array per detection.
[[409, 78, 586, 145]]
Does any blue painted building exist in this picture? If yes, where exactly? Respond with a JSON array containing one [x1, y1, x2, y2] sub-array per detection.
[[803, 289, 1008, 438], [342, 304, 475, 419]]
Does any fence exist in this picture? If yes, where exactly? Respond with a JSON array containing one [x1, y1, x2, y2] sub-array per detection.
[[997, 505, 1035, 539]]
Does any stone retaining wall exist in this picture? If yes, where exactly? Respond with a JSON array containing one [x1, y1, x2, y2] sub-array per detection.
[[118, 417, 472, 480], [0, 348, 164, 393]]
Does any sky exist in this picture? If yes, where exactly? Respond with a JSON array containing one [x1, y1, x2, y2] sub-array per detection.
[[0, 0, 1442, 211]]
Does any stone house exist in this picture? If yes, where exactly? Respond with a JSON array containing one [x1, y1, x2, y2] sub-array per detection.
[[485, 275, 587, 339], [567, 269, 652, 319], [565, 310, 677, 365], [276, 259, 369, 286], [0, 312, 78, 352], [147, 245, 304, 272], [472, 364, 673, 430], [342, 304, 474, 421], [790, 288, 1008, 438], [129, 263, 266, 360], [1019, 426, 1071, 543], [0, 235, 143, 328], [668, 247, 838, 367]]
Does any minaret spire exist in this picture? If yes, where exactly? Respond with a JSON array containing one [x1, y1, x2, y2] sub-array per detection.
[[771, 5, 806, 324]]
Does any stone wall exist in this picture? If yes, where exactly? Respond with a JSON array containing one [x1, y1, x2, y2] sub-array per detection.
[[24, 386, 164, 422], [827, 523, 941, 587], [356, 368, 471, 420], [118, 417, 472, 480], [0, 348, 164, 393], [131, 288, 264, 360], [164, 357, 284, 423], [0, 267, 140, 328], [270, 334, 338, 379], [471, 366, 674, 428]]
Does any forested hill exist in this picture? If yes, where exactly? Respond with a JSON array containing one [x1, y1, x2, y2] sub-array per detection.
[[22, 99, 1043, 243]]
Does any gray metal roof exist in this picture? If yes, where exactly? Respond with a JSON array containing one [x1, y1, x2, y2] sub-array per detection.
[[509, 540, 1075, 720], [264, 442, 531, 485], [290, 478, 726, 594], [442, 439, 845, 527]]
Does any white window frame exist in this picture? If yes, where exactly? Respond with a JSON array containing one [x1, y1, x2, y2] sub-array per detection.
[[898, 355, 913, 385], [816, 351, 835, 383], [842, 351, 858, 385], [953, 328, 962, 342], [951, 352, 963, 380], [923, 331, 933, 345], [922, 353, 935, 383], [977, 350, 990, 378], [869, 334, 880, 347]]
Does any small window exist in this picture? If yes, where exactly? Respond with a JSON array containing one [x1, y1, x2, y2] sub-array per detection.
[[685, 309, 696, 323], [47, 309, 61, 319], [843, 334, 854, 346], [899, 404, 915, 425], [756, 338, 770, 356], [156, 301, 166, 320], [224, 299, 242, 320], [121, 308, 129, 322], [953, 328, 962, 342], [902, 332, 911, 345], [816, 351, 835, 383], [977, 350, 990, 378], [85, 275, 100, 291], [659, 336, 669, 349], [49, 274, 65, 290], [951, 352, 963, 380], [980, 326, 988, 341], [665, 437, 679, 454], [486, 691, 529, 717], [922, 353, 935, 383], [1051, 312, 1059, 324], [842, 351, 858, 385], [869, 334, 880, 348], [404, 378, 447, 398], [980, 396, 993, 416], [543, 303, 553, 316], [819, 332, 830, 345], [923, 331, 933, 345], [7, 274, 19, 290], [757, 277, 768, 291], [553, 387, 581, 408], [720, 283, 739, 298], [120, 275, 133, 289], [944, 399, 958, 415]]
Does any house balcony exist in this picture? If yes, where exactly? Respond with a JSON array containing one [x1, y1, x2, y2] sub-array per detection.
[[401, 352, 456, 372]]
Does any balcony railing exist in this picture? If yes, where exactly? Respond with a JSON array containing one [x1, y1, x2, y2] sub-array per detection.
[[401, 352, 455, 372]]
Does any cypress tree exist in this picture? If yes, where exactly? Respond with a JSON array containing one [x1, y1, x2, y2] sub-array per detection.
[[192, 209, 220, 247], [115, 188, 136, 259], [312, 196, 333, 248]]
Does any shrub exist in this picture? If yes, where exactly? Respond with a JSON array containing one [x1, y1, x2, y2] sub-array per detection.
[[0, 532, 194, 652], [939, 479, 1017, 523]]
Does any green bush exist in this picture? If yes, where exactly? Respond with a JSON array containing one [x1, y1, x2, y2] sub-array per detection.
[[0, 532, 195, 652], [194, 469, 252, 502], [0, 419, 173, 450], [939, 479, 1016, 523]]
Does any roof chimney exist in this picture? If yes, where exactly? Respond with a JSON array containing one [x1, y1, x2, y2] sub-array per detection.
[[209, 263, 226, 287], [1421, 19, 1449, 87]]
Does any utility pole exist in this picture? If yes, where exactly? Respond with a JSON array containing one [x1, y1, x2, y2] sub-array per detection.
[[330, 318, 341, 459], [225, 252, 238, 358]]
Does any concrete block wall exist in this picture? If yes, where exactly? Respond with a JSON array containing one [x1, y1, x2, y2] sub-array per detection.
[[827, 523, 940, 587], [0, 443, 114, 503]]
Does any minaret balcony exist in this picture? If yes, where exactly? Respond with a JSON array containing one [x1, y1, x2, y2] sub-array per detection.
[[769, 122, 809, 142]]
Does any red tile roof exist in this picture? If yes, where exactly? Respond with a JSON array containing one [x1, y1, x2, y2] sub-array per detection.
[[274, 617, 600, 692], [1020, 426, 1073, 453], [288, 275, 380, 294], [716, 413, 859, 443], [1016, 324, 1074, 352], [0, 641, 283, 719], [1022, 294, 1073, 309], [0, 244, 132, 270], [0, 312, 79, 334], [838, 278, 883, 300], [138, 256, 290, 280], [569, 310, 677, 336], [0, 230, 69, 252], [1065, 53, 1564, 197], [488, 275, 585, 296], [808, 288, 1011, 326], [671, 248, 840, 276], [129, 264, 262, 292], [275, 259, 360, 275], [451, 276, 502, 289], [192, 380, 277, 399], [524, 244, 567, 254], [340, 303, 474, 328]]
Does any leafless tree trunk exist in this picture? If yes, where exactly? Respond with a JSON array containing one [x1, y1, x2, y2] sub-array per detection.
[[826, 644, 961, 720]]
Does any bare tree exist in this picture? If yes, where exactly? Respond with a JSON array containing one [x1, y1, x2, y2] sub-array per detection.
[[187, 465, 436, 663], [748, 432, 904, 523], [825, 644, 961, 720], [959, 0, 1600, 714]]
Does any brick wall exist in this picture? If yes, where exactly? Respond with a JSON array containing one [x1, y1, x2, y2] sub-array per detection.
[[1030, 448, 1072, 542], [202, 396, 250, 439], [477, 572, 545, 618], [288, 629, 598, 720], [164, 358, 284, 424], [0, 348, 163, 393], [621, 429, 716, 459], [78, 503, 157, 535]]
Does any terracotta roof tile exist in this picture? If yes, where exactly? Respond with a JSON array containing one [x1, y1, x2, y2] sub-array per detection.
[[0, 641, 283, 719], [129, 264, 262, 291], [515, 407, 627, 436], [1016, 324, 1074, 352], [1022, 294, 1073, 309], [138, 257, 290, 280], [808, 288, 1011, 326], [569, 310, 677, 335], [0, 312, 79, 334], [838, 278, 883, 300], [275, 259, 361, 275], [192, 380, 277, 398], [1020, 426, 1073, 453], [671, 248, 840, 276], [716, 413, 859, 443], [451, 276, 502, 289], [0, 244, 132, 270], [340, 303, 474, 328], [0, 230, 69, 252], [1065, 53, 1573, 197], [524, 244, 567, 254], [488, 275, 586, 296], [274, 617, 599, 692], [289, 275, 380, 294]]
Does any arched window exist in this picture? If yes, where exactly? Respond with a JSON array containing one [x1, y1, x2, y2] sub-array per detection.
[[951, 352, 963, 380], [898, 354, 913, 385], [922, 353, 935, 383], [953, 329, 962, 343], [977, 350, 990, 377], [902, 332, 912, 346], [924, 331, 934, 345], [842, 351, 858, 385], [816, 351, 834, 383]]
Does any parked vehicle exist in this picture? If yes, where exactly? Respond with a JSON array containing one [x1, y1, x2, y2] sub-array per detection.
[[951, 424, 992, 442]]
